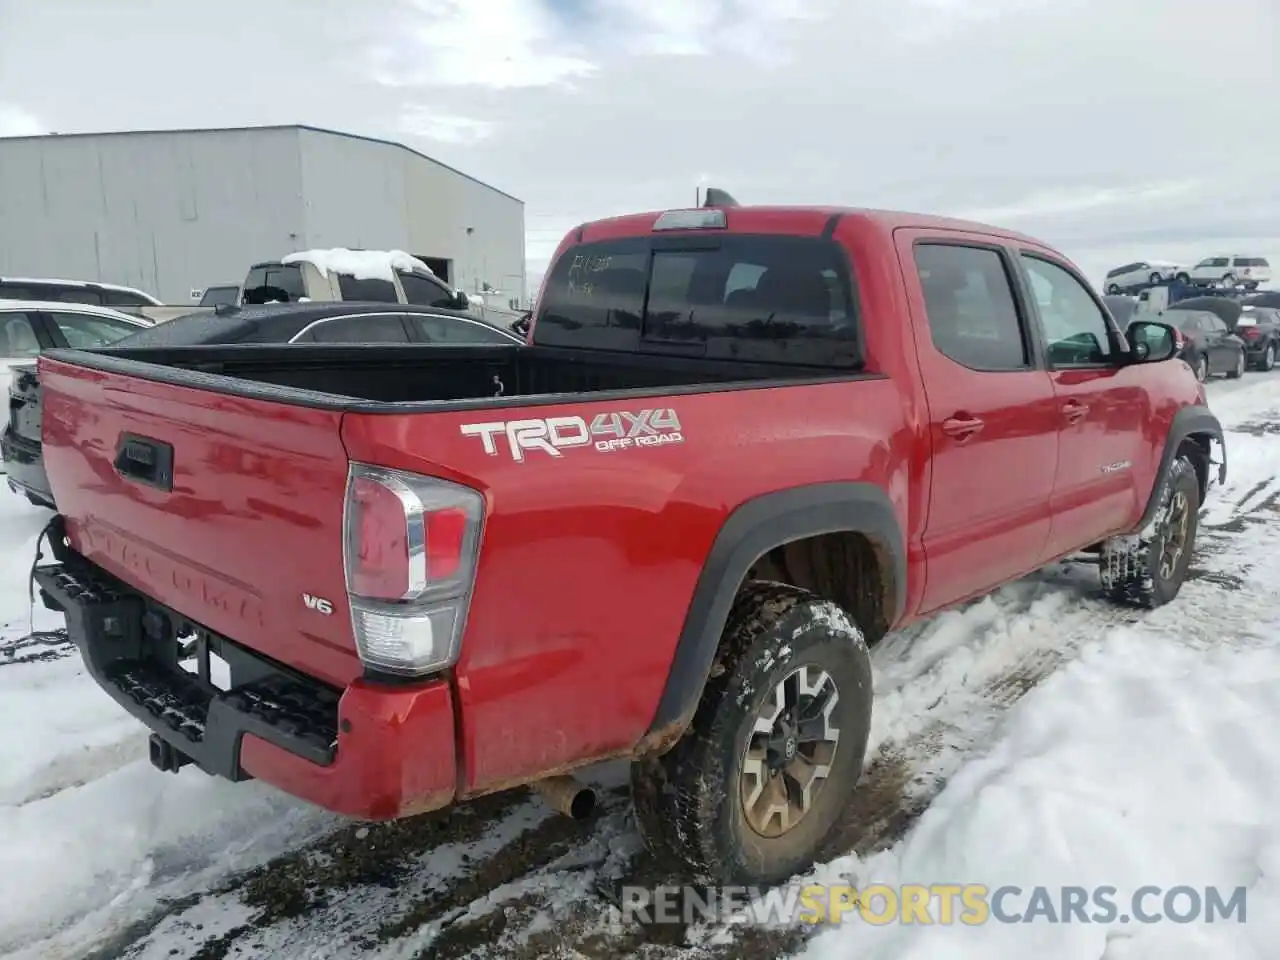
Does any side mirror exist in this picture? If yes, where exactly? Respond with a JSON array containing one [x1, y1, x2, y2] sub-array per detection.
[[1126, 320, 1178, 363], [453, 289, 472, 310]]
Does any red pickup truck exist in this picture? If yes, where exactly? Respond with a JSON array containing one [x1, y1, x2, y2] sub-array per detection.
[[32, 197, 1225, 887]]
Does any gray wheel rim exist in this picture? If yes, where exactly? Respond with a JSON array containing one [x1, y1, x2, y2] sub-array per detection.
[[1237, 353, 1245, 376], [1159, 489, 1191, 580], [740, 664, 841, 838], [1197, 356, 1208, 381], [1266, 345, 1275, 370]]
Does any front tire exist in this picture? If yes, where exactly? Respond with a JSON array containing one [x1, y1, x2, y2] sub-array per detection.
[[630, 582, 873, 886], [1099, 455, 1200, 608], [1149, 272, 1162, 284]]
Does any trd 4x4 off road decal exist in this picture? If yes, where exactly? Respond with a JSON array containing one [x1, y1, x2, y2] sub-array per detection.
[[460, 409, 684, 462]]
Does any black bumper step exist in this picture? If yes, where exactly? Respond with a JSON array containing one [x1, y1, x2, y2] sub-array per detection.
[[35, 556, 340, 780]]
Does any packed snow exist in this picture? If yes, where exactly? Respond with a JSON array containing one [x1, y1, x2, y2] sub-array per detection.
[[280, 248, 442, 283], [1, 373, 1278, 959]]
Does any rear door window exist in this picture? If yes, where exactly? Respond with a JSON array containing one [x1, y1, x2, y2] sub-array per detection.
[[336, 274, 399, 302], [48, 311, 144, 347], [533, 234, 860, 366], [406, 313, 514, 344], [0, 312, 44, 358], [294, 314, 411, 343]]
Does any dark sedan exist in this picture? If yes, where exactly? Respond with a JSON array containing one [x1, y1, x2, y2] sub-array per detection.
[[1161, 307, 1247, 382], [3, 301, 523, 508]]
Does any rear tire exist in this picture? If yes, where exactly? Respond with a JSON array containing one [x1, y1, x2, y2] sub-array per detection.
[[1099, 455, 1199, 608], [1149, 272, 1162, 284], [1226, 350, 1245, 379], [1107, 284, 1121, 295], [1194, 354, 1209, 382], [1175, 272, 1191, 283], [1259, 343, 1277, 372], [630, 581, 873, 885]]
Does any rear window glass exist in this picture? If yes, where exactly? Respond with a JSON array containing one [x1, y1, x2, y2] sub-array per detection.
[[337, 274, 399, 302], [243, 264, 306, 303], [533, 235, 859, 366], [1235, 257, 1269, 267]]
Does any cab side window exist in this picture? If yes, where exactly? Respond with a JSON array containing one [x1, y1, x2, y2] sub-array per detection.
[[1020, 255, 1116, 366], [913, 243, 1028, 371]]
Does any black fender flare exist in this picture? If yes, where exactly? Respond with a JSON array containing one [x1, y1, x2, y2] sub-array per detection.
[[643, 482, 906, 742], [1136, 405, 1225, 531]]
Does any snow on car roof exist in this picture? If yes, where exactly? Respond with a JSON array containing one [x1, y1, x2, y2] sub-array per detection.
[[280, 249, 442, 284]]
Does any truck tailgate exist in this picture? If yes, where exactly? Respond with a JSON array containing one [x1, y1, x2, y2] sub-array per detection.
[[38, 356, 359, 687]]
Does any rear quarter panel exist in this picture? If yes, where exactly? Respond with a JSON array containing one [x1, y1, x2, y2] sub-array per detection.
[[343, 380, 911, 795]]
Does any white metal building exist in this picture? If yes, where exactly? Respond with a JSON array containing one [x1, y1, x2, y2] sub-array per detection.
[[0, 124, 526, 307]]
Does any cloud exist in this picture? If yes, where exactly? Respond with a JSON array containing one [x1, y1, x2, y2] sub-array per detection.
[[398, 108, 495, 144], [0, 104, 45, 137], [0, 0, 1275, 294]]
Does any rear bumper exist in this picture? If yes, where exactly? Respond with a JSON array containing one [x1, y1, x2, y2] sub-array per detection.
[[1, 427, 54, 506], [34, 545, 457, 820]]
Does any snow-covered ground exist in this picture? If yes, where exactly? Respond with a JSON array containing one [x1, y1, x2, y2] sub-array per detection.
[[2, 373, 1279, 960]]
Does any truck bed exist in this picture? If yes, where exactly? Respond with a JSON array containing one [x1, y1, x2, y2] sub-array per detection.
[[62, 342, 848, 411]]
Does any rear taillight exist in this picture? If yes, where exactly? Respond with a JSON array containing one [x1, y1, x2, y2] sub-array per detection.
[[1240, 326, 1261, 341], [343, 464, 485, 677]]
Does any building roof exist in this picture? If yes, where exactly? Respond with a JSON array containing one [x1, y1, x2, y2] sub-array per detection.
[[0, 123, 522, 205]]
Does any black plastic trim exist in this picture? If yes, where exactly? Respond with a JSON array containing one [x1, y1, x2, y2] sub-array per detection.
[[33, 546, 341, 781], [1136, 406, 1226, 530], [821, 213, 843, 239], [113, 433, 174, 491], [38, 345, 886, 415], [646, 481, 905, 736]]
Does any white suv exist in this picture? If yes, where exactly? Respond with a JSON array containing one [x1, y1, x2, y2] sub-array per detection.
[[1179, 255, 1271, 289], [1103, 260, 1183, 293]]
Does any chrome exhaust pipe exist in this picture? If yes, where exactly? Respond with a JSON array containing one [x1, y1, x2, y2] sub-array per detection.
[[531, 774, 597, 820]]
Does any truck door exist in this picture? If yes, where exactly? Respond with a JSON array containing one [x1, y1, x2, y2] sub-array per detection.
[[896, 232, 1059, 614], [1015, 252, 1149, 553]]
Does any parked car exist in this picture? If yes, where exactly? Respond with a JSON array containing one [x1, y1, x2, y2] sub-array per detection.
[[30, 197, 1224, 888], [242, 250, 473, 311], [1235, 304, 1280, 371], [1180, 255, 1271, 290], [1243, 290, 1280, 309], [0, 276, 214, 324], [1161, 306, 1247, 381], [1103, 260, 1182, 294], [5, 301, 522, 508], [0, 299, 152, 500], [198, 284, 241, 307]]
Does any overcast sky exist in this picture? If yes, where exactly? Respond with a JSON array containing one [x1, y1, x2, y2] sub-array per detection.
[[1, 0, 1276, 291]]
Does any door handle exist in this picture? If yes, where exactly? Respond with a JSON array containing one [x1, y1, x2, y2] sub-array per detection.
[[1062, 401, 1089, 423], [941, 416, 985, 440]]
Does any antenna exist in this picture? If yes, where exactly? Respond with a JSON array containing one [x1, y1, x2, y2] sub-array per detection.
[[702, 187, 739, 208]]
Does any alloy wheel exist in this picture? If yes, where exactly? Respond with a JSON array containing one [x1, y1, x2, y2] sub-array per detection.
[[741, 665, 841, 838], [1159, 489, 1192, 581]]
